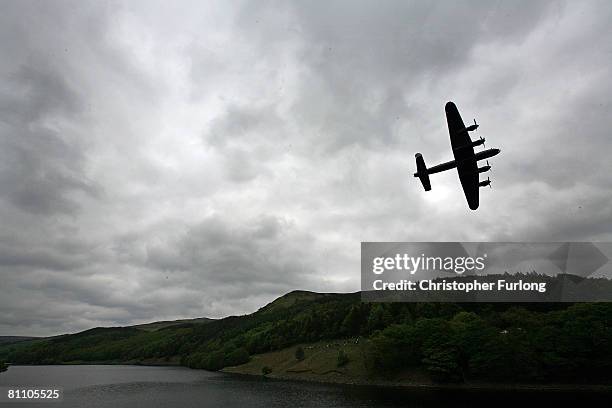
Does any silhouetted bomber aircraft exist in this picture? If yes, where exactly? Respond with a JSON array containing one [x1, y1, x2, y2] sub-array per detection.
[[414, 102, 500, 210]]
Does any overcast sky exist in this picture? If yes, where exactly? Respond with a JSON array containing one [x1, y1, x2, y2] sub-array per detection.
[[1, 0, 611, 336]]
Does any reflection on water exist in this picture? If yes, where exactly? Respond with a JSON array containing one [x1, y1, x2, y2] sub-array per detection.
[[0, 365, 610, 408]]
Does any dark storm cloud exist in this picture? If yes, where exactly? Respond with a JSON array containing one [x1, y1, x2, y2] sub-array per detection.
[[1, 0, 612, 336]]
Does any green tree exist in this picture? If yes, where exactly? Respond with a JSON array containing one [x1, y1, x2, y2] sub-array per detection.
[[337, 350, 349, 367], [366, 304, 393, 332], [414, 318, 461, 382], [225, 348, 250, 367], [365, 324, 419, 371], [203, 350, 226, 371], [421, 347, 459, 382], [341, 305, 366, 335]]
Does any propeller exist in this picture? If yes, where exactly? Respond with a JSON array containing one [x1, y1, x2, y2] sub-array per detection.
[[480, 136, 486, 149], [486, 160, 491, 171], [487, 177, 492, 189]]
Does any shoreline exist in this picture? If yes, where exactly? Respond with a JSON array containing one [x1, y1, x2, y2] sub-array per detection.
[[4, 362, 611, 392], [220, 340, 612, 393], [2, 360, 182, 368], [223, 370, 612, 392]]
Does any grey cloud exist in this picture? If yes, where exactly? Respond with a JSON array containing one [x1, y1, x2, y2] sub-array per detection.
[[230, 1, 563, 157], [5, 64, 82, 122], [222, 146, 265, 183], [206, 104, 286, 182], [0, 2, 110, 218], [207, 104, 286, 148], [2, 0, 612, 336], [0, 245, 85, 271], [0, 64, 96, 215], [145, 215, 318, 290]]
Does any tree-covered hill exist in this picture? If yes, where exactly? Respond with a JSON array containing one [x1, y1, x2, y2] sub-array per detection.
[[2, 280, 612, 384], [0, 336, 40, 346]]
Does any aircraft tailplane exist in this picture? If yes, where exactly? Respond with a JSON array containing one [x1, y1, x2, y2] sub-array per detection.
[[414, 153, 431, 191]]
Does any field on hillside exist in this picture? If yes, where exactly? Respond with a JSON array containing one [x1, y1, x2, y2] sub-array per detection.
[[222, 338, 431, 386]]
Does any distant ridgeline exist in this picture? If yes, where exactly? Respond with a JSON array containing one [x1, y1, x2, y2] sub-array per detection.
[[2, 275, 612, 383]]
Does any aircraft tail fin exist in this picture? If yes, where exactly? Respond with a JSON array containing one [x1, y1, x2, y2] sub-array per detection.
[[414, 153, 431, 191]]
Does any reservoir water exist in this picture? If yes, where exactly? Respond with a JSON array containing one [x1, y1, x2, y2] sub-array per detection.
[[0, 365, 609, 407]]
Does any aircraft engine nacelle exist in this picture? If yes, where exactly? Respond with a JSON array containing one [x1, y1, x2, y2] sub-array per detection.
[[466, 119, 479, 132], [478, 165, 491, 173], [454, 119, 478, 134]]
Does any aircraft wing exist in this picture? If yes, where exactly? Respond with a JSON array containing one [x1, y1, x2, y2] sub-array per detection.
[[445, 102, 479, 210]]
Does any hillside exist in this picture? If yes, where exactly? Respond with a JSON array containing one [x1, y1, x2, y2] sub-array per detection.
[[2, 279, 612, 385], [0, 336, 40, 346], [129, 317, 214, 332], [222, 339, 392, 385], [0, 316, 215, 363]]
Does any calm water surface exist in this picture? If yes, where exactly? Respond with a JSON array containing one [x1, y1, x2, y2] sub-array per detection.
[[0, 365, 609, 408]]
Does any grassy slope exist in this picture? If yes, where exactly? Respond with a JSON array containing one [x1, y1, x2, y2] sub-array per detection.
[[221, 340, 612, 392], [222, 341, 612, 390], [223, 340, 369, 383], [222, 339, 431, 386]]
